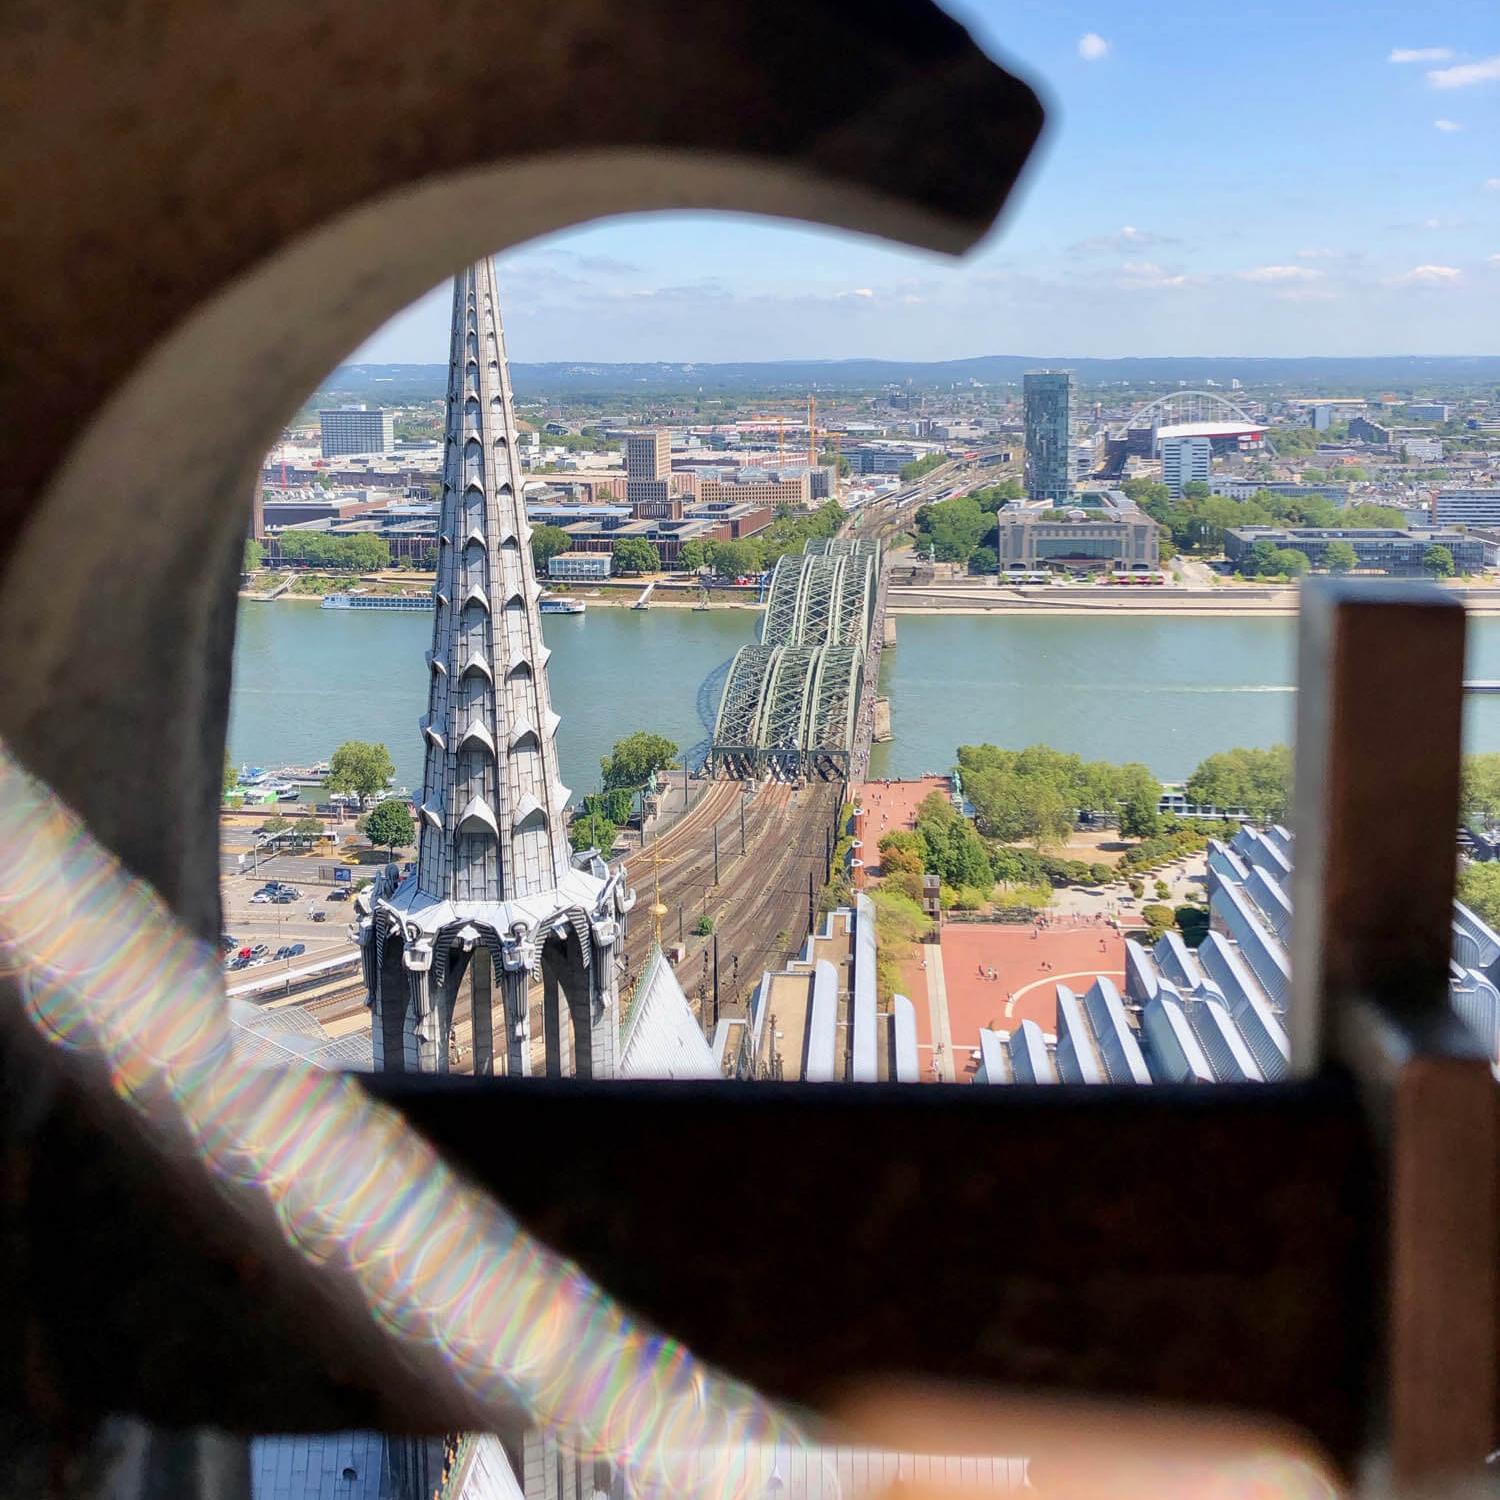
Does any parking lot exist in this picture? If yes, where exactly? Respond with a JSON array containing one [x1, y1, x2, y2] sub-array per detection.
[[219, 851, 362, 977]]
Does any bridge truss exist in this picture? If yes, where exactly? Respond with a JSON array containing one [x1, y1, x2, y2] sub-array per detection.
[[711, 538, 881, 779], [1109, 389, 1262, 440]]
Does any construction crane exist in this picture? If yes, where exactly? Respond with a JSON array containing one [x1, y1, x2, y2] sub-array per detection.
[[777, 414, 785, 468], [806, 393, 817, 466]]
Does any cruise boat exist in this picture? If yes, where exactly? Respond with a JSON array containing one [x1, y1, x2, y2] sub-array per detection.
[[320, 593, 429, 611], [539, 596, 586, 616]]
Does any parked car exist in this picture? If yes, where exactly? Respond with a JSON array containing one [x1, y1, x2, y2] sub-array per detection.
[[286, 943, 306, 958], [311, 910, 328, 923], [272, 892, 295, 904], [326, 888, 351, 902], [249, 944, 270, 957], [250, 892, 272, 904], [219, 934, 237, 952]]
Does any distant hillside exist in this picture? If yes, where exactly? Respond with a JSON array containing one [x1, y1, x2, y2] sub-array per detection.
[[314, 355, 1500, 405]]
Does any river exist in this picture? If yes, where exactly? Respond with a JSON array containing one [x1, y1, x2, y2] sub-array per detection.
[[228, 601, 1500, 793]]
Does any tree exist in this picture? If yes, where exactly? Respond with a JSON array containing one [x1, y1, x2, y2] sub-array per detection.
[[1464, 754, 1500, 826], [678, 540, 712, 572], [612, 537, 660, 575], [1424, 543, 1455, 578], [1180, 480, 1211, 502], [708, 539, 762, 578], [1324, 540, 1358, 575], [569, 810, 617, 854], [913, 494, 990, 564], [914, 792, 992, 888], [243, 539, 265, 572], [421, 545, 439, 571], [1116, 762, 1163, 838], [601, 731, 678, 791], [261, 813, 291, 836], [1185, 745, 1292, 823], [293, 815, 325, 844], [1273, 547, 1310, 578], [327, 740, 395, 808], [878, 831, 925, 877], [530, 524, 572, 574], [1459, 862, 1500, 929], [363, 798, 415, 855], [223, 751, 238, 797], [899, 453, 945, 483], [1018, 780, 1072, 851], [968, 545, 998, 575], [582, 787, 634, 825]]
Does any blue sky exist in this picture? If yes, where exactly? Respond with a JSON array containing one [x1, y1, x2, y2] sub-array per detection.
[[355, 0, 1500, 364]]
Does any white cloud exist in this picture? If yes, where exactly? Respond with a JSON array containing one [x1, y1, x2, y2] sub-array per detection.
[[1389, 46, 1453, 63], [1487, 178, 1500, 191], [1434, 117, 1463, 131], [1067, 224, 1179, 254], [836, 288, 875, 300], [1428, 53, 1500, 88], [1118, 261, 1191, 289], [1240, 265, 1323, 282], [1077, 32, 1110, 61], [1489, 254, 1500, 268], [1388, 264, 1463, 286]]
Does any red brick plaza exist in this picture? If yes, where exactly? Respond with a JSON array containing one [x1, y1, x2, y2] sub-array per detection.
[[856, 775, 951, 843], [898, 918, 1125, 1083]]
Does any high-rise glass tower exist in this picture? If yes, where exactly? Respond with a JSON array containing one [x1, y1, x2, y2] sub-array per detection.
[[1023, 370, 1073, 503]]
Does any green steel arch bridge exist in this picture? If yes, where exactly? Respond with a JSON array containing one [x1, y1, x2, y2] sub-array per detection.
[[711, 537, 882, 780]]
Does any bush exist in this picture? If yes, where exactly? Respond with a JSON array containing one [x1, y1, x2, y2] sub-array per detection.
[[882, 869, 926, 905], [1128, 877, 1144, 899], [993, 882, 1052, 910], [692, 915, 714, 936], [1141, 903, 1174, 940], [949, 884, 991, 911]]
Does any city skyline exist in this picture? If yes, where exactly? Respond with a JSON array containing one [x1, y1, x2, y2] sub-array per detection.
[[356, 0, 1500, 365]]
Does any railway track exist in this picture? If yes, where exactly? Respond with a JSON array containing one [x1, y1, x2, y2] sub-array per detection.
[[619, 778, 841, 1022]]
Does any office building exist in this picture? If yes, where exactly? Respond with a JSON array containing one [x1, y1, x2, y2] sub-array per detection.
[[846, 443, 921, 475], [1406, 403, 1451, 423], [1024, 370, 1073, 502], [1160, 435, 1211, 498], [318, 406, 395, 458], [1348, 416, 1392, 446], [993, 507, 1159, 573], [699, 474, 811, 510], [1223, 526, 1498, 576], [625, 430, 671, 482], [1209, 478, 1351, 506], [1434, 489, 1500, 529], [623, 428, 675, 515], [547, 551, 613, 581]]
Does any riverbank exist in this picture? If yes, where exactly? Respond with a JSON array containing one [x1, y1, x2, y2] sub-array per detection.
[[239, 577, 1500, 620], [888, 583, 1500, 618]]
